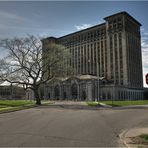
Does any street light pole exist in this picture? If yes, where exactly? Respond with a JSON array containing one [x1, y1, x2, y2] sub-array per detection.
[[96, 60, 100, 104], [10, 83, 13, 100]]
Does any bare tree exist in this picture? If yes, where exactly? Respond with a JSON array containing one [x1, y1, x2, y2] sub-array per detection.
[[0, 35, 71, 105]]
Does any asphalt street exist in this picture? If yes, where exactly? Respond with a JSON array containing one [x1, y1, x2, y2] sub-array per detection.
[[0, 102, 148, 147]]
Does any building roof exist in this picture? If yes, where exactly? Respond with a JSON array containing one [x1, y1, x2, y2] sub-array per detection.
[[42, 23, 105, 42], [104, 11, 141, 26], [58, 23, 105, 40], [42, 11, 141, 42], [47, 75, 105, 83], [76, 75, 102, 80]]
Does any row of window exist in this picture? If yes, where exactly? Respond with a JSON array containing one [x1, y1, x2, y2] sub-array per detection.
[[60, 28, 106, 46], [68, 39, 108, 76], [127, 33, 142, 87], [109, 32, 124, 85]]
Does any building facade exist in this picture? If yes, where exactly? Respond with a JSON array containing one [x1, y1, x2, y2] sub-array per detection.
[[42, 12, 143, 101]]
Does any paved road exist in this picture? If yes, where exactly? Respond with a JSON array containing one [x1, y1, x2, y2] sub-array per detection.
[[0, 102, 148, 147]]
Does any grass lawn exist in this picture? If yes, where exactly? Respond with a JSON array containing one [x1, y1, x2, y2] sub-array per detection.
[[87, 100, 148, 107], [87, 101, 99, 106], [0, 100, 35, 113], [101, 100, 148, 106], [140, 134, 148, 141]]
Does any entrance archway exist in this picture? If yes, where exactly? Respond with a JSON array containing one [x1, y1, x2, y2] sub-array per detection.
[[48, 92, 50, 99], [71, 83, 78, 100]]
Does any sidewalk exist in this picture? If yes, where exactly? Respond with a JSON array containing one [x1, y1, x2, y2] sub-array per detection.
[[120, 127, 148, 147], [53, 100, 87, 106]]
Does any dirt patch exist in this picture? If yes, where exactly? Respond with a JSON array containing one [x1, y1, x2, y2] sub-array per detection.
[[128, 136, 148, 145]]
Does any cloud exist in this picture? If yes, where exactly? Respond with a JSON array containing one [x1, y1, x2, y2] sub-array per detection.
[[0, 10, 25, 21], [75, 24, 92, 30], [0, 10, 32, 34], [141, 29, 148, 87], [0, 10, 73, 39]]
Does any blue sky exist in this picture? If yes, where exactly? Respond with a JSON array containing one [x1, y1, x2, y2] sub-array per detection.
[[0, 1, 148, 87]]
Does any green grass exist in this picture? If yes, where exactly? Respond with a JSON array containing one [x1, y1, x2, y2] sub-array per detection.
[[140, 134, 148, 141], [87, 101, 100, 106], [100, 100, 148, 106], [87, 100, 148, 107], [0, 100, 36, 113], [0, 100, 34, 107]]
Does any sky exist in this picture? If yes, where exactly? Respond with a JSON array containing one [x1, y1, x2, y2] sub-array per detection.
[[0, 1, 148, 87]]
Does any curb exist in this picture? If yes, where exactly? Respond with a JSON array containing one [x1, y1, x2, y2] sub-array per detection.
[[119, 129, 130, 148], [119, 128, 148, 148]]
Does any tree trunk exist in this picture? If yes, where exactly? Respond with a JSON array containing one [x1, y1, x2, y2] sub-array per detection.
[[34, 88, 41, 105]]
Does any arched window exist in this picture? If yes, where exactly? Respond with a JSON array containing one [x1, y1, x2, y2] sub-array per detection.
[[118, 91, 120, 100], [108, 92, 111, 100], [71, 83, 78, 100], [54, 85, 60, 100], [81, 91, 86, 101], [102, 93, 106, 100], [48, 92, 50, 99], [63, 92, 67, 99]]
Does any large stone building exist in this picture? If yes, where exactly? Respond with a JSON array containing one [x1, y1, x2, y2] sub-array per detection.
[[42, 11, 143, 101]]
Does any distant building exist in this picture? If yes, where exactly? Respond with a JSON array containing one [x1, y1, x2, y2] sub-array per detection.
[[0, 85, 25, 100], [25, 89, 34, 101], [42, 12, 143, 101]]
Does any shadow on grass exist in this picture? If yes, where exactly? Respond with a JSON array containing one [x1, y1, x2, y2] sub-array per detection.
[[37, 104, 103, 111], [107, 104, 121, 107]]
